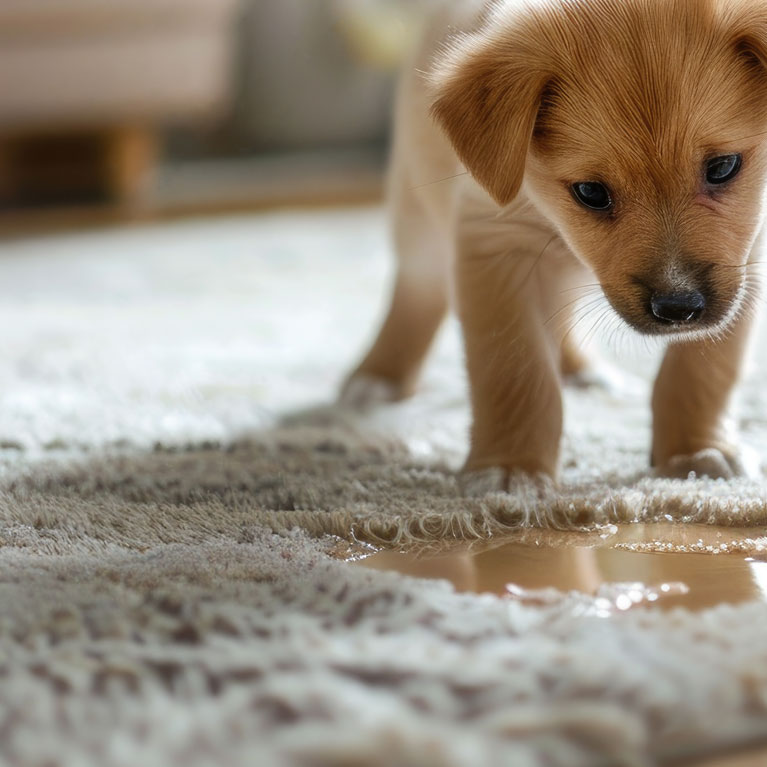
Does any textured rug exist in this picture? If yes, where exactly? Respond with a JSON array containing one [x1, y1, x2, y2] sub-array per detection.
[[1, 206, 767, 766]]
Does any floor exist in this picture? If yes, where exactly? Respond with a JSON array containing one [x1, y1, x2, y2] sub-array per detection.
[[2, 200, 766, 766], [0, 151, 385, 239]]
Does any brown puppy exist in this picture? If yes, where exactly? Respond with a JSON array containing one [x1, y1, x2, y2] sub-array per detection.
[[342, 0, 767, 487]]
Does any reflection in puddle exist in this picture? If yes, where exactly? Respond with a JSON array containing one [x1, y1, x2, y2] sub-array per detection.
[[352, 524, 767, 612], [504, 581, 690, 616]]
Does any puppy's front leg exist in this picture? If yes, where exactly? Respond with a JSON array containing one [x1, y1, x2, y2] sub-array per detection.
[[457, 214, 566, 488], [652, 304, 758, 479]]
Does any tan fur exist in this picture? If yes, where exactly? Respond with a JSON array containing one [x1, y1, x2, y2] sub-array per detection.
[[343, 0, 767, 484]]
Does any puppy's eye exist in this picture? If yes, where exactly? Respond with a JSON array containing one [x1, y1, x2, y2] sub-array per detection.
[[705, 154, 742, 185], [571, 182, 613, 211]]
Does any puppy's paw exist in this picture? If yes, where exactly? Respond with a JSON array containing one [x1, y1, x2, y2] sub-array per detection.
[[656, 446, 761, 480], [338, 373, 400, 409], [459, 466, 556, 498]]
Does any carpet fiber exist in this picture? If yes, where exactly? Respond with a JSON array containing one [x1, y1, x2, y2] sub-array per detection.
[[1, 206, 767, 766]]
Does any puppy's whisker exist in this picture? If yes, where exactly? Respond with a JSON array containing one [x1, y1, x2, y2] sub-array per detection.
[[559, 295, 611, 351], [544, 292, 604, 328], [581, 306, 614, 351], [408, 171, 469, 191], [582, 308, 608, 346], [605, 315, 629, 356], [558, 283, 603, 295], [552, 295, 606, 336], [515, 235, 559, 295], [718, 261, 767, 269]]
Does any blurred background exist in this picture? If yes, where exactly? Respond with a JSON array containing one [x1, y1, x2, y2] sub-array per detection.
[[0, 0, 434, 233]]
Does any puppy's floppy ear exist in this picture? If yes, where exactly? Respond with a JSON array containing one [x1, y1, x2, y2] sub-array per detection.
[[730, 11, 767, 80], [430, 35, 549, 206]]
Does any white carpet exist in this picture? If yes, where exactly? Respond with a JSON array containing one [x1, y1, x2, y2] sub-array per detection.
[[1, 206, 767, 766]]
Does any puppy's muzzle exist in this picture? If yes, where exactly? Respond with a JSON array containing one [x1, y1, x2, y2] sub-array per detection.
[[649, 290, 706, 324]]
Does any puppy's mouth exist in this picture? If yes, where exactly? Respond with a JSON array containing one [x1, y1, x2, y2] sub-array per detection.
[[606, 276, 746, 340]]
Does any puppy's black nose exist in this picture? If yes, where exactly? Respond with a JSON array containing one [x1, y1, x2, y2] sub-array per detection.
[[650, 291, 706, 323]]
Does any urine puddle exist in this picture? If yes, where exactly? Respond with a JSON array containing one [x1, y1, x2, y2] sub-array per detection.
[[350, 523, 767, 612]]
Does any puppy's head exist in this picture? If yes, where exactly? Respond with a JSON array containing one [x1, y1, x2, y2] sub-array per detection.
[[432, 0, 767, 338]]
